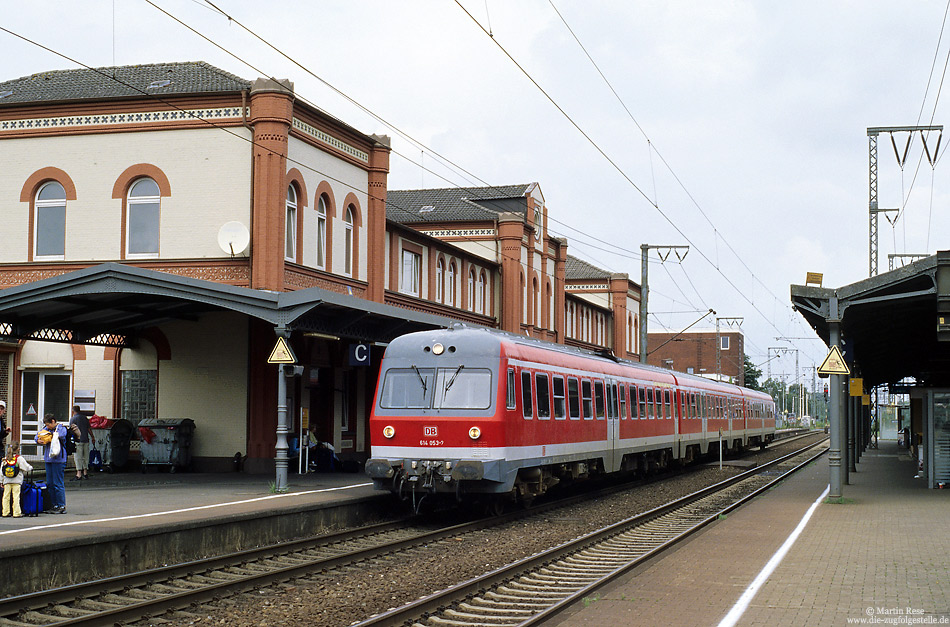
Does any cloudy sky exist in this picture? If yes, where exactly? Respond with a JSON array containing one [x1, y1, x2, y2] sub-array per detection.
[[4, 1, 950, 386]]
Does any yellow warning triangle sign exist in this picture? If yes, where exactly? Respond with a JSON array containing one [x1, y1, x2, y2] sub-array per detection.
[[267, 336, 297, 364], [818, 345, 850, 376]]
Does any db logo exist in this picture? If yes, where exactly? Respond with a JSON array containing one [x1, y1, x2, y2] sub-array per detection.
[[424, 426, 438, 437]]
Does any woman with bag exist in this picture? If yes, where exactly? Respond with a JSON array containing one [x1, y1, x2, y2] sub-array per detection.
[[35, 414, 68, 514]]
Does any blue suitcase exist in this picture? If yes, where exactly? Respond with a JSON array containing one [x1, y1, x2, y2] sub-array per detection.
[[20, 475, 45, 517]]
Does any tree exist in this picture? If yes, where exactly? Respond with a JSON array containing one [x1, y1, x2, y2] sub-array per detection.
[[744, 353, 762, 390]]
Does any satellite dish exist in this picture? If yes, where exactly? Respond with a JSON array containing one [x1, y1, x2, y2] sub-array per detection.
[[217, 221, 250, 256]]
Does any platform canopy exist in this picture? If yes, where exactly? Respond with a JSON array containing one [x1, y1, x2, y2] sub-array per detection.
[[791, 251, 950, 387], [0, 263, 453, 347]]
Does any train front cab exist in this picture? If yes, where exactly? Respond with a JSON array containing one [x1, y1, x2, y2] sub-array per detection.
[[366, 329, 514, 508]]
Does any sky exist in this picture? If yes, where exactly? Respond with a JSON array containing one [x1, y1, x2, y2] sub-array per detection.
[[4, 0, 950, 390]]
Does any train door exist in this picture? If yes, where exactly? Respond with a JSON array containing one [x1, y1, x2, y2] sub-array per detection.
[[606, 379, 620, 472]]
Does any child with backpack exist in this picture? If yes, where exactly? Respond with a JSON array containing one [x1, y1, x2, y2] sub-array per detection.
[[2, 443, 33, 517]]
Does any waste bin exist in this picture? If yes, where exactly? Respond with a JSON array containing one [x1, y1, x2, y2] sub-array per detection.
[[90, 428, 112, 470], [138, 418, 196, 473], [110, 419, 135, 471]]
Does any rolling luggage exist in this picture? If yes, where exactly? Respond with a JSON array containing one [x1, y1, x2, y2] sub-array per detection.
[[20, 473, 46, 517]]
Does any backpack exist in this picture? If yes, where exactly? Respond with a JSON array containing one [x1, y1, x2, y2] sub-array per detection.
[[2, 456, 19, 479], [61, 429, 77, 456]]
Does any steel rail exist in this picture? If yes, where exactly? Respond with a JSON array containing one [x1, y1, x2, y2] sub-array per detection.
[[353, 438, 827, 627]]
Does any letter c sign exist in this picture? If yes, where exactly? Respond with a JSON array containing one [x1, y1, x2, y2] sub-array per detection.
[[348, 343, 371, 366]]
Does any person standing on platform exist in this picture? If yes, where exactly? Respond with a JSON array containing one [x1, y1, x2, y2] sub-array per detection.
[[2, 443, 33, 517], [69, 405, 90, 481], [0, 401, 9, 451], [35, 414, 68, 513]]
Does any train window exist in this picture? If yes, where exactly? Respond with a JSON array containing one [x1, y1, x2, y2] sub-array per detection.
[[618, 384, 627, 419], [568, 377, 581, 419], [664, 390, 672, 419], [552, 376, 566, 419], [638, 386, 647, 419], [536, 373, 551, 419], [629, 385, 638, 419], [379, 368, 434, 409], [645, 387, 654, 419], [594, 381, 606, 419], [521, 371, 533, 419], [581, 379, 593, 419], [434, 368, 493, 410], [691, 393, 698, 419], [506, 368, 516, 410]]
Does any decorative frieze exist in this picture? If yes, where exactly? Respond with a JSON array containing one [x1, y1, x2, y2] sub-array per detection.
[[419, 228, 495, 238], [0, 107, 246, 133], [292, 117, 369, 163]]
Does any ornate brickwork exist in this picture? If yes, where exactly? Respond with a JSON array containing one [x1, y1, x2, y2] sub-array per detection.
[[292, 117, 369, 163], [284, 267, 367, 296], [0, 107, 246, 133]]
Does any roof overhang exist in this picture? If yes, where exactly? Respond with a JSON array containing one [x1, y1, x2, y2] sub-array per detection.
[[791, 252, 950, 387], [0, 263, 453, 347]]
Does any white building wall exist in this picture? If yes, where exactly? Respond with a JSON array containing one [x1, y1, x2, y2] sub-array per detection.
[[2, 128, 252, 263], [72, 346, 116, 419], [288, 136, 369, 280], [157, 311, 248, 459]]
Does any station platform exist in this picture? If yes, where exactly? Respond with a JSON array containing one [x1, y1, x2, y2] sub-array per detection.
[[0, 467, 385, 596], [547, 439, 950, 626]]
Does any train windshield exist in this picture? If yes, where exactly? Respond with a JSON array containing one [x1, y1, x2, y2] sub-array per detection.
[[434, 368, 492, 409], [379, 367, 493, 410], [379, 368, 434, 408]]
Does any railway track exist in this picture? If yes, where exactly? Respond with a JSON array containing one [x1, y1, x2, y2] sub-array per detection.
[[0, 435, 823, 626], [354, 438, 828, 627]]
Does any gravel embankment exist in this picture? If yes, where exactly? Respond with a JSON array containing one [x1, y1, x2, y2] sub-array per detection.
[[146, 434, 825, 627]]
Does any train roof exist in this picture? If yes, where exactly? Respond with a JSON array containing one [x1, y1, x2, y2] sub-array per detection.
[[387, 324, 770, 400]]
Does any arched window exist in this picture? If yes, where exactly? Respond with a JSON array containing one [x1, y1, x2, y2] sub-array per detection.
[[285, 185, 297, 262], [34, 182, 67, 260], [343, 204, 354, 276], [127, 178, 161, 258], [532, 277, 540, 326], [447, 262, 457, 306], [467, 268, 476, 312], [316, 194, 328, 269], [436, 258, 445, 304], [478, 271, 486, 314]]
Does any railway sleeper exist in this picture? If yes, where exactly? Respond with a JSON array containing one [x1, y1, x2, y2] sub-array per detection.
[[468, 596, 551, 609], [0, 618, 38, 627], [485, 589, 568, 603], [441, 608, 528, 624], [456, 602, 537, 617], [508, 579, 586, 592], [520, 574, 595, 587], [493, 586, 571, 600]]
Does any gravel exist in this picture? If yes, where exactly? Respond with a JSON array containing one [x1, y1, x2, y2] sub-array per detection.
[[144, 435, 825, 627]]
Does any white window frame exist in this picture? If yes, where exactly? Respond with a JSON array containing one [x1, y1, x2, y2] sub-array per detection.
[[285, 185, 297, 262], [127, 178, 161, 259], [343, 205, 354, 276], [34, 181, 67, 261], [400, 249, 421, 296], [316, 194, 327, 269], [720, 336, 731, 350]]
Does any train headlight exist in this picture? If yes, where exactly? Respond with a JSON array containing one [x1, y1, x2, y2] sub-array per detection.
[[382, 425, 395, 439], [469, 426, 481, 440], [432, 342, 445, 355]]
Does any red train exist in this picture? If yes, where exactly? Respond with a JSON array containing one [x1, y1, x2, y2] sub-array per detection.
[[366, 325, 775, 509]]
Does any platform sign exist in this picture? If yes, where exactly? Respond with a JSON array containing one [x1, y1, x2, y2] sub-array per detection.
[[267, 336, 297, 364], [348, 343, 371, 366], [818, 345, 850, 376], [849, 377, 864, 397]]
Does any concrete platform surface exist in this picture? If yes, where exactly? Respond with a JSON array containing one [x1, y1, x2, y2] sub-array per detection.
[[546, 440, 950, 626], [0, 468, 380, 553]]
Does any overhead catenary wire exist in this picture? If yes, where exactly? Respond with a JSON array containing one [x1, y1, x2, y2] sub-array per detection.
[[458, 1, 822, 363]]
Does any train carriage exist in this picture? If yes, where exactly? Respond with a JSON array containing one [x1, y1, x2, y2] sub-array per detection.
[[366, 325, 775, 509]]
